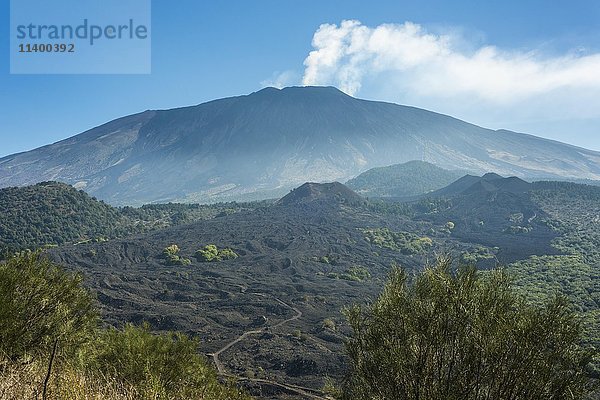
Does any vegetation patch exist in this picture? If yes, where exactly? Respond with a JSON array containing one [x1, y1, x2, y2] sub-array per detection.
[[327, 266, 371, 282], [0, 181, 266, 255], [362, 228, 433, 255], [195, 244, 239, 262], [460, 245, 497, 264], [311, 254, 340, 265], [346, 161, 464, 198], [508, 255, 600, 352], [342, 257, 597, 399], [161, 244, 191, 266]]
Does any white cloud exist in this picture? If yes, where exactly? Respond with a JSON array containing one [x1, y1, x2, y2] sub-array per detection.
[[301, 20, 600, 104]]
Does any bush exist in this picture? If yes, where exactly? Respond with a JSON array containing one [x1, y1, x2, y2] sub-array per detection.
[[83, 323, 249, 399], [327, 266, 371, 282], [218, 247, 239, 261], [196, 244, 219, 261], [322, 318, 336, 331], [162, 244, 180, 257], [195, 245, 238, 262], [0, 252, 98, 360], [342, 256, 596, 400], [362, 228, 433, 255], [161, 244, 191, 266]]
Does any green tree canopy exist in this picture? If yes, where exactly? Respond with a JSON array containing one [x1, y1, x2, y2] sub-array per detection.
[[0, 252, 97, 360], [343, 257, 596, 400], [83, 323, 250, 399]]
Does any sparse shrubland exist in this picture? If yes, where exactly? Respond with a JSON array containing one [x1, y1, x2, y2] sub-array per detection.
[[362, 227, 432, 254], [327, 266, 371, 282]]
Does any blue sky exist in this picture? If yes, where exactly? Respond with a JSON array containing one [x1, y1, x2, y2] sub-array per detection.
[[1, 0, 600, 157]]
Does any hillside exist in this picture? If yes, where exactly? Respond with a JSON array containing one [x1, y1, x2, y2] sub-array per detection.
[[0, 182, 124, 252], [277, 182, 365, 206], [346, 160, 464, 197], [1, 86, 600, 205], [429, 172, 532, 197], [0, 182, 264, 253], [35, 178, 597, 396]]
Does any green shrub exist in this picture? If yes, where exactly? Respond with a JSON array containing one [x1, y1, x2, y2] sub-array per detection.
[[195, 245, 238, 262], [218, 247, 239, 260], [362, 228, 433, 255], [342, 257, 596, 400], [0, 252, 98, 361], [0, 254, 250, 399], [83, 323, 248, 399], [196, 244, 219, 262], [342, 266, 371, 282], [161, 244, 191, 265], [327, 266, 371, 282], [460, 246, 496, 265], [322, 318, 336, 331], [162, 244, 180, 257]]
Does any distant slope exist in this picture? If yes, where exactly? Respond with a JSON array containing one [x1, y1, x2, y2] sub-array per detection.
[[415, 174, 557, 261], [0, 182, 124, 251], [277, 182, 365, 206], [430, 172, 532, 197], [346, 161, 464, 197], [2, 86, 600, 205], [0, 182, 259, 252]]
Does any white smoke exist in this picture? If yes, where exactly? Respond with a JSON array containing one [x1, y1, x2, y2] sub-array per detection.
[[301, 20, 600, 104]]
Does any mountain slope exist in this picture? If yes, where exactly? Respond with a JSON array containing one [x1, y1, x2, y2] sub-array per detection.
[[0, 182, 258, 252], [1, 86, 600, 205], [0, 182, 124, 251], [430, 173, 532, 197], [346, 160, 464, 197], [277, 182, 365, 206], [415, 174, 558, 261]]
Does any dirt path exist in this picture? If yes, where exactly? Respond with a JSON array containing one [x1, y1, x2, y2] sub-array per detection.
[[208, 294, 330, 399]]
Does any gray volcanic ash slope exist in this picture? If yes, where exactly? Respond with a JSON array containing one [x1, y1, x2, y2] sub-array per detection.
[[1, 86, 599, 205]]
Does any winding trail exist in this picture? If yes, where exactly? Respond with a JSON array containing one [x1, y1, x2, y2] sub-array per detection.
[[208, 294, 329, 399]]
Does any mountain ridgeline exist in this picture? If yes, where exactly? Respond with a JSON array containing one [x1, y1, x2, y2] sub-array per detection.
[[1, 86, 600, 205]]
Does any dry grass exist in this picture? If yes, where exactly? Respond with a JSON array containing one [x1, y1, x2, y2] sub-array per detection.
[[0, 356, 251, 400], [0, 358, 146, 400]]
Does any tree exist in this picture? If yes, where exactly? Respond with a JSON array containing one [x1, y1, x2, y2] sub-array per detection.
[[0, 252, 98, 360], [83, 323, 250, 399], [342, 256, 596, 400], [195, 245, 238, 262], [162, 244, 191, 265], [196, 244, 219, 262]]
